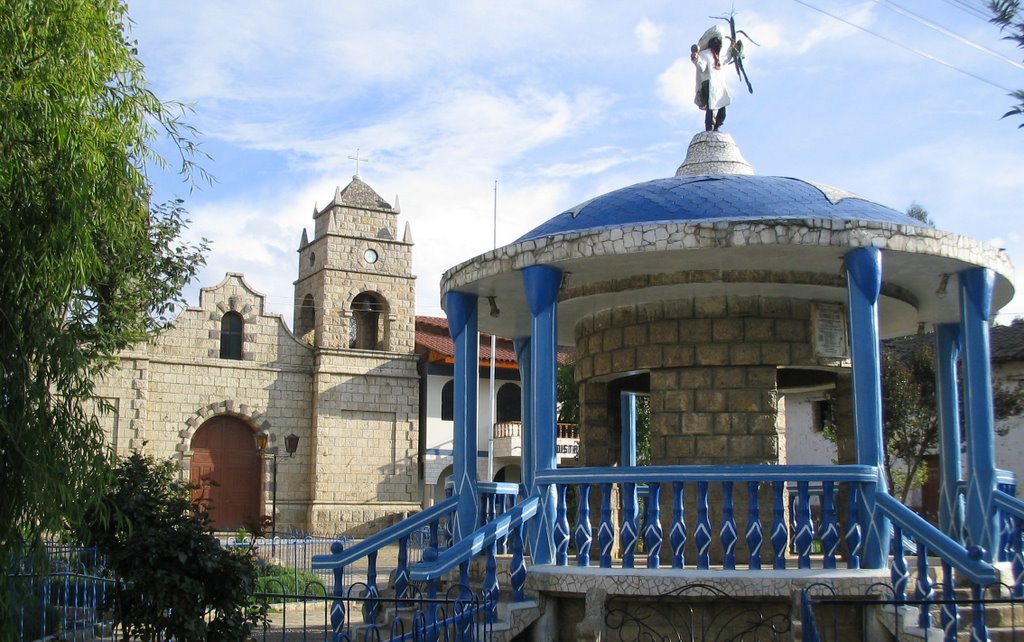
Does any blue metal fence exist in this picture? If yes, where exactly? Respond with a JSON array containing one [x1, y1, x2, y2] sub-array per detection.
[[9, 561, 116, 641]]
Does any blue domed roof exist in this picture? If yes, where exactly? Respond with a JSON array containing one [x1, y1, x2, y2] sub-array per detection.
[[517, 174, 918, 242]]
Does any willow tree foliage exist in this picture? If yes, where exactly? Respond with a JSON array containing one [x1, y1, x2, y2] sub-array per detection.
[[881, 334, 1024, 504], [990, 0, 1024, 127], [0, 0, 207, 621]]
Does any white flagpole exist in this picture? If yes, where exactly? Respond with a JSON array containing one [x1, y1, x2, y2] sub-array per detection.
[[487, 180, 498, 482]]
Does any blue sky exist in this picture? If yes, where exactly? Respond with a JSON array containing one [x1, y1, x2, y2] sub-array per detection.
[[127, 1, 1024, 324]]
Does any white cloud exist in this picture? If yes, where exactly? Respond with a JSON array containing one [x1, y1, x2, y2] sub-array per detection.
[[540, 156, 629, 179], [656, 58, 696, 113], [635, 18, 664, 54], [734, 3, 876, 57], [796, 3, 875, 54], [173, 79, 617, 320]]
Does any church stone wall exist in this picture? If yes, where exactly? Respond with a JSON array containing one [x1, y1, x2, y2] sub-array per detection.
[[93, 274, 318, 533], [309, 351, 420, 536]]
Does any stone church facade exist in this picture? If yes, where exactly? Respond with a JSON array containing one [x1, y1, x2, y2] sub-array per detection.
[[93, 177, 421, 536]]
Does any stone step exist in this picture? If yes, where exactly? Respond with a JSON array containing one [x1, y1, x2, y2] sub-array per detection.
[[958, 626, 1020, 642]]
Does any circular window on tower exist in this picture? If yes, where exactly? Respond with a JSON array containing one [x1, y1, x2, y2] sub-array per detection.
[[363, 248, 379, 264]]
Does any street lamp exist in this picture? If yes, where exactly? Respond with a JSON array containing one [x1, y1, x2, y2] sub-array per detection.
[[256, 431, 300, 540]]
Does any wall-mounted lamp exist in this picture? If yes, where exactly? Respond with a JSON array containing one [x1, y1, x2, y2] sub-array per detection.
[[256, 431, 301, 456], [284, 433, 300, 456], [487, 296, 500, 318], [936, 274, 950, 299]]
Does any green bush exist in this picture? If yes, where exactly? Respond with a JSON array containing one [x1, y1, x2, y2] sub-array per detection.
[[80, 451, 266, 642], [254, 564, 328, 603]]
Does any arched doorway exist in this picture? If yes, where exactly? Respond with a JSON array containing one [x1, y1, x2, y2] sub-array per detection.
[[190, 416, 261, 531], [494, 464, 521, 484]]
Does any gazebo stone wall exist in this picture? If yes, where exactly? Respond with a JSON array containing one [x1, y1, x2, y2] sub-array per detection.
[[575, 294, 846, 469]]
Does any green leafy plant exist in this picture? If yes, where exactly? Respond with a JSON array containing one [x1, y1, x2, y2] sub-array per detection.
[[255, 564, 328, 604], [81, 451, 266, 642]]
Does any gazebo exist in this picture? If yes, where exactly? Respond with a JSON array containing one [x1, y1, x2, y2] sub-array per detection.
[[317, 132, 1021, 641]]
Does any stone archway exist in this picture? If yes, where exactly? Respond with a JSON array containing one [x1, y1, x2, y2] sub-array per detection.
[[190, 416, 261, 531]]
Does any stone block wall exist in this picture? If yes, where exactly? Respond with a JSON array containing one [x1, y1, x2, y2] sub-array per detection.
[[309, 351, 421, 537], [94, 273, 422, 537], [294, 246, 416, 353], [572, 294, 851, 564], [575, 295, 825, 468]]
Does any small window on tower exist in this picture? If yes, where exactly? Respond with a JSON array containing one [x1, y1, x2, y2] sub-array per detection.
[[220, 312, 244, 360]]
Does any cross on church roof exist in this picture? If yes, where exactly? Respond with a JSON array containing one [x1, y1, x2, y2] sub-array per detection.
[[348, 148, 369, 179]]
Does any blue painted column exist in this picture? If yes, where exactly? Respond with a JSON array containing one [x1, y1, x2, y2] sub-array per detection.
[[959, 268, 997, 562], [934, 323, 964, 542], [513, 337, 533, 493], [522, 264, 562, 565], [446, 291, 479, 542], [845, 247, 890, 569]]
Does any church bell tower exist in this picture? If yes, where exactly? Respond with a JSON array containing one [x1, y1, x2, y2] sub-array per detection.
[[293, 166, 421, 536], [293, 174, 415, 354]]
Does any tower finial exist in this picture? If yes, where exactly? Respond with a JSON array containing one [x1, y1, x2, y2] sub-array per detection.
[[348, 148, 369, 179]]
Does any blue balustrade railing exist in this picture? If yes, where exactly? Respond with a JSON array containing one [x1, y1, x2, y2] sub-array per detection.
[[312, 496, 458, 603], [993, 488, 1024, 598], [535, 464, 877, 571], [875, 492, 998, 642], [410, 496, 539, 624], [311, 483, 519, 636], [478, 481, 519, 556]]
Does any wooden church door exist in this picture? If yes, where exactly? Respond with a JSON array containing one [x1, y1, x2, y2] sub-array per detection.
[[190, 416, 261, 531]]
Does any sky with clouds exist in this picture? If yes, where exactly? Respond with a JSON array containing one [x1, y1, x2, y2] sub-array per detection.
[[127, 0, 1024, 326]]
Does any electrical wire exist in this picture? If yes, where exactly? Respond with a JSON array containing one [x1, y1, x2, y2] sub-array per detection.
[[792, 0, 1014, 92], [939, 0, 994, 22], [875, 0, 1024, 70]]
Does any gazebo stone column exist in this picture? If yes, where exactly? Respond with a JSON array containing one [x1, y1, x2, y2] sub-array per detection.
[[934, 323, 964, 542], [845, 247, 889, 569], [959, 268, 997, 561], [446, 291, 479, 542], [522, 264, 561, 565]]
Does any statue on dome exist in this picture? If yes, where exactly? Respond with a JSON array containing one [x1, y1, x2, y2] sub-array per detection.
[[691, 14, 755, 132]]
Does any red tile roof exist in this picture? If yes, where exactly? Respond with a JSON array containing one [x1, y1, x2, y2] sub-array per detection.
[[416, 316, 572, 366]]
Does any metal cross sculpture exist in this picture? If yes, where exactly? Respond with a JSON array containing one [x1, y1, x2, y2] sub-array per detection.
[[711, 11, 758, 94], [348, 148, 369, 178]]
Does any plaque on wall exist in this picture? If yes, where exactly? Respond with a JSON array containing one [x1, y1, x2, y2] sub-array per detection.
[[812, 303, 849, 359]]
